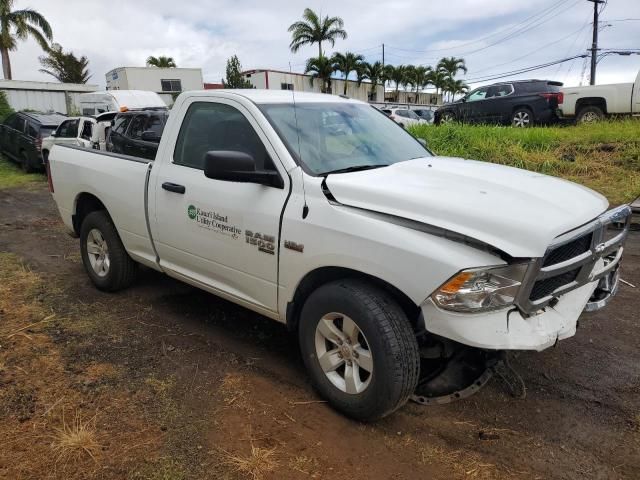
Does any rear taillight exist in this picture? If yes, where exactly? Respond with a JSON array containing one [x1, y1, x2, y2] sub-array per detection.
[[540, 92, 563, 104]]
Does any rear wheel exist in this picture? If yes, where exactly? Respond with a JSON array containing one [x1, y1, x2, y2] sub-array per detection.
[[576, 106, 604, 124], [20, 151, 35, 173], [512, 108, 533, 127], [80, 211, 136, 291], [298, 279, 420, 421]]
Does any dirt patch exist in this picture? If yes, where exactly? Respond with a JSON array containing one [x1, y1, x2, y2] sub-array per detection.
[[0, 184, 639, 479]]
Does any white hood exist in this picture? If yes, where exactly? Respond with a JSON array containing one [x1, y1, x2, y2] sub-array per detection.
[[325, 157, 608, 258]]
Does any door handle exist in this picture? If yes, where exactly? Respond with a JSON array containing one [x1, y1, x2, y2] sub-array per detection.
[[162, 182, 186, 194]]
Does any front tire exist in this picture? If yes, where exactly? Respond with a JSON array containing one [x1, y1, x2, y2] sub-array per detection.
[[298, 280, 420, 421], [512, 108, 533, 127], [80, 211, 136, 291]]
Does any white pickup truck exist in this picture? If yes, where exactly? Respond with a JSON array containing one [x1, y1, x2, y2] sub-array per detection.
[[48, 90, 632, 420], [558, 69, 640, 122]]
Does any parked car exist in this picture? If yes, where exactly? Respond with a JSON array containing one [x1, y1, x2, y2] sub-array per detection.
[[558, 69, 640, 123], [434, 80, 563, 127], [412, 108, 435, 124], [42, 116, 96, 162], [48, 90, 631, 421], [107, 109, 169, 160], [381, 107, 426, 127], [0, 111, 67, 172]]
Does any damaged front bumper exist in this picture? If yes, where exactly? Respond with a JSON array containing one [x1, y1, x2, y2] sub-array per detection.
[[422, 204, 632, 352]]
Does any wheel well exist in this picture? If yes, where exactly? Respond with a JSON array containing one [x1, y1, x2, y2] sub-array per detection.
[[576, 97, 607, 114], [285, 267, 421, 332], [512, 105, 533, 114], [73, 193, 106, 235]]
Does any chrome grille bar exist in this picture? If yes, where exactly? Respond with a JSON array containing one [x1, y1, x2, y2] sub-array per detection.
[[516, 204, 632, 315]]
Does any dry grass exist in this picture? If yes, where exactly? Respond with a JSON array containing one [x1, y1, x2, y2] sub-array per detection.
[[289, 454, 320, 476], [220, 444, 279, 480], [50, 410, 101, 464], [219, 372, 252, 411], [418, 444, 502, 479]]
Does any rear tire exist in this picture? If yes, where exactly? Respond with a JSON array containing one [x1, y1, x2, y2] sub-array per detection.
[[298, 279, 420, 421], [512, 108, 533, 127], [576, 106, 604, 124], [80, 210, 137, 292], [20, 151, 35, 173], [439, 111, 456, 125]]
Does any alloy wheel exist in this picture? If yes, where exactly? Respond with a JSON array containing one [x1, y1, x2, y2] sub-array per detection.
[[512, 111, 531, 127], [314, 313, 373, 394], [86, 228, 110, 277]]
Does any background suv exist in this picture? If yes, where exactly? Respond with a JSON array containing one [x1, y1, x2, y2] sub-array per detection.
[[0, 112, 66, 171], [434, 80, 563, 127], [107, 109, 169, 160]]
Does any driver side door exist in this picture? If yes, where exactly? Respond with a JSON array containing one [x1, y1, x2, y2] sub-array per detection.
[[150, 98, 290, 314]]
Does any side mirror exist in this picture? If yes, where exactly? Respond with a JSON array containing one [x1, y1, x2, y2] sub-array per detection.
[[141, 130, 161, 142], [461, 97, 467, 103], [203, 151, 284, 189], [50, 131, 57, 137]]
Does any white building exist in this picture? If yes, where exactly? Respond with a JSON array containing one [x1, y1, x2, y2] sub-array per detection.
[[242, 69, 442, 105], [105, 67, 204, 106], [0, 80, 98, 114]]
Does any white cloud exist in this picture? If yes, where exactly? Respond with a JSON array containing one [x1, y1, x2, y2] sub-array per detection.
[[6, 0, 640, 89]]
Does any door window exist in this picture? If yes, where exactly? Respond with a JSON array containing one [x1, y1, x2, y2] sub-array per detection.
[[174, 102, 274, 171], [486, 84, 514, 98], [112, 115, 132, 135], [57, 120, 79, 138], [145, 114, 165, 137], [466, 88, 489, 102], [26, 123, 38, 138], [80, 121, 93, 140], [15, 117, 26, 133], [127, 115, 147, 140]]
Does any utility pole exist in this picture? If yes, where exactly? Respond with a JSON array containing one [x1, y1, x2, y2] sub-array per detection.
[[588, 0, 605, 85], [382, 43, 385, 68]]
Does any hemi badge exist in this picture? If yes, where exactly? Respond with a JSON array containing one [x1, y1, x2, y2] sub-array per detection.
[[284, 240, 304, 253]]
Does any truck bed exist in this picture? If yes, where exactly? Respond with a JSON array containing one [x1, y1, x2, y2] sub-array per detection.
[[48, 145, 158, 267]]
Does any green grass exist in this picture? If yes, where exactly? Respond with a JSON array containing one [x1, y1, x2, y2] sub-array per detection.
[[409, 119, 640, 205], [0, 156, 46, 189]]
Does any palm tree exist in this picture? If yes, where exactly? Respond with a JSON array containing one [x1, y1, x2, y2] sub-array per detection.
[[305, 56, 334, 93], [0, 0, 52, 79], [385, 65, 407, 102], [361, 61, 385, 100], [429, 68, 449, 100], [437, 56, 467, 79], [410, 66, 433, 104], [402, 65, 416, 101], [288, 8, 347, 58], [331, 51, 364, 95], [445, 78, 469, 102], [39, 43, 91, 84], [146, 55, 177, 68]]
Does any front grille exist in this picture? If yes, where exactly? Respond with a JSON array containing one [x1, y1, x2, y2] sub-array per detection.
[[529, 268, 580, 301], [542, 232, 592, 267]]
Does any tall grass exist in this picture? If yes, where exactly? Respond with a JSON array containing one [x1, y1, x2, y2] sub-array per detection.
[[409, 120, 640, 205]]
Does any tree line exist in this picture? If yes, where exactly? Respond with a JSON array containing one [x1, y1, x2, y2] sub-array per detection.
[[289, 8, 468, 102]]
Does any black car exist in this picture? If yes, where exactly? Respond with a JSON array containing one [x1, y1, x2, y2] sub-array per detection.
[[107, 109, 169, 160], [434, 80, 563, 127], [0, 112, 67, 171]]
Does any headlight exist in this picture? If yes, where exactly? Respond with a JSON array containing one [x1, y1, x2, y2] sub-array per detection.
[[431, 264, 529, 313]]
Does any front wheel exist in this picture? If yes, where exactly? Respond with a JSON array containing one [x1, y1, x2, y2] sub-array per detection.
[[512, 108, 533, 127], [439, 111, 456, 125], [20, 151, 35, 173], [298, 280, 420, 421], [80, 211, 137, 291]]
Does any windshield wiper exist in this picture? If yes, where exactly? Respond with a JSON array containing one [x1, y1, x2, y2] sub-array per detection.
[[321, 164, 389, 176]]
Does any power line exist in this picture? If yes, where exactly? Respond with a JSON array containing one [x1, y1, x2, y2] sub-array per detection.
[[465, 54, 587, 83], [385, 0, 572, 55]]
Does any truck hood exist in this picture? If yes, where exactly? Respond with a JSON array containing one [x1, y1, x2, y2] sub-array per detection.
[[325, 157, 608, 258]]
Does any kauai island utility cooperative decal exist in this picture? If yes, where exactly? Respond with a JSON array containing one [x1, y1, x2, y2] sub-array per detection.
[[188, 205, 242, 239]]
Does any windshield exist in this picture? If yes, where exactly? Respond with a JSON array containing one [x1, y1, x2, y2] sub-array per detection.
[[259, 102, 431, 175]]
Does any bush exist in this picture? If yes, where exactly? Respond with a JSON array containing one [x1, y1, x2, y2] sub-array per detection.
[[0, 91, 14, 122]]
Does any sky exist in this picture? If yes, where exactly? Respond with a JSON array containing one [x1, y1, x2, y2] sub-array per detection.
[[7, 0, 640, 91]]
